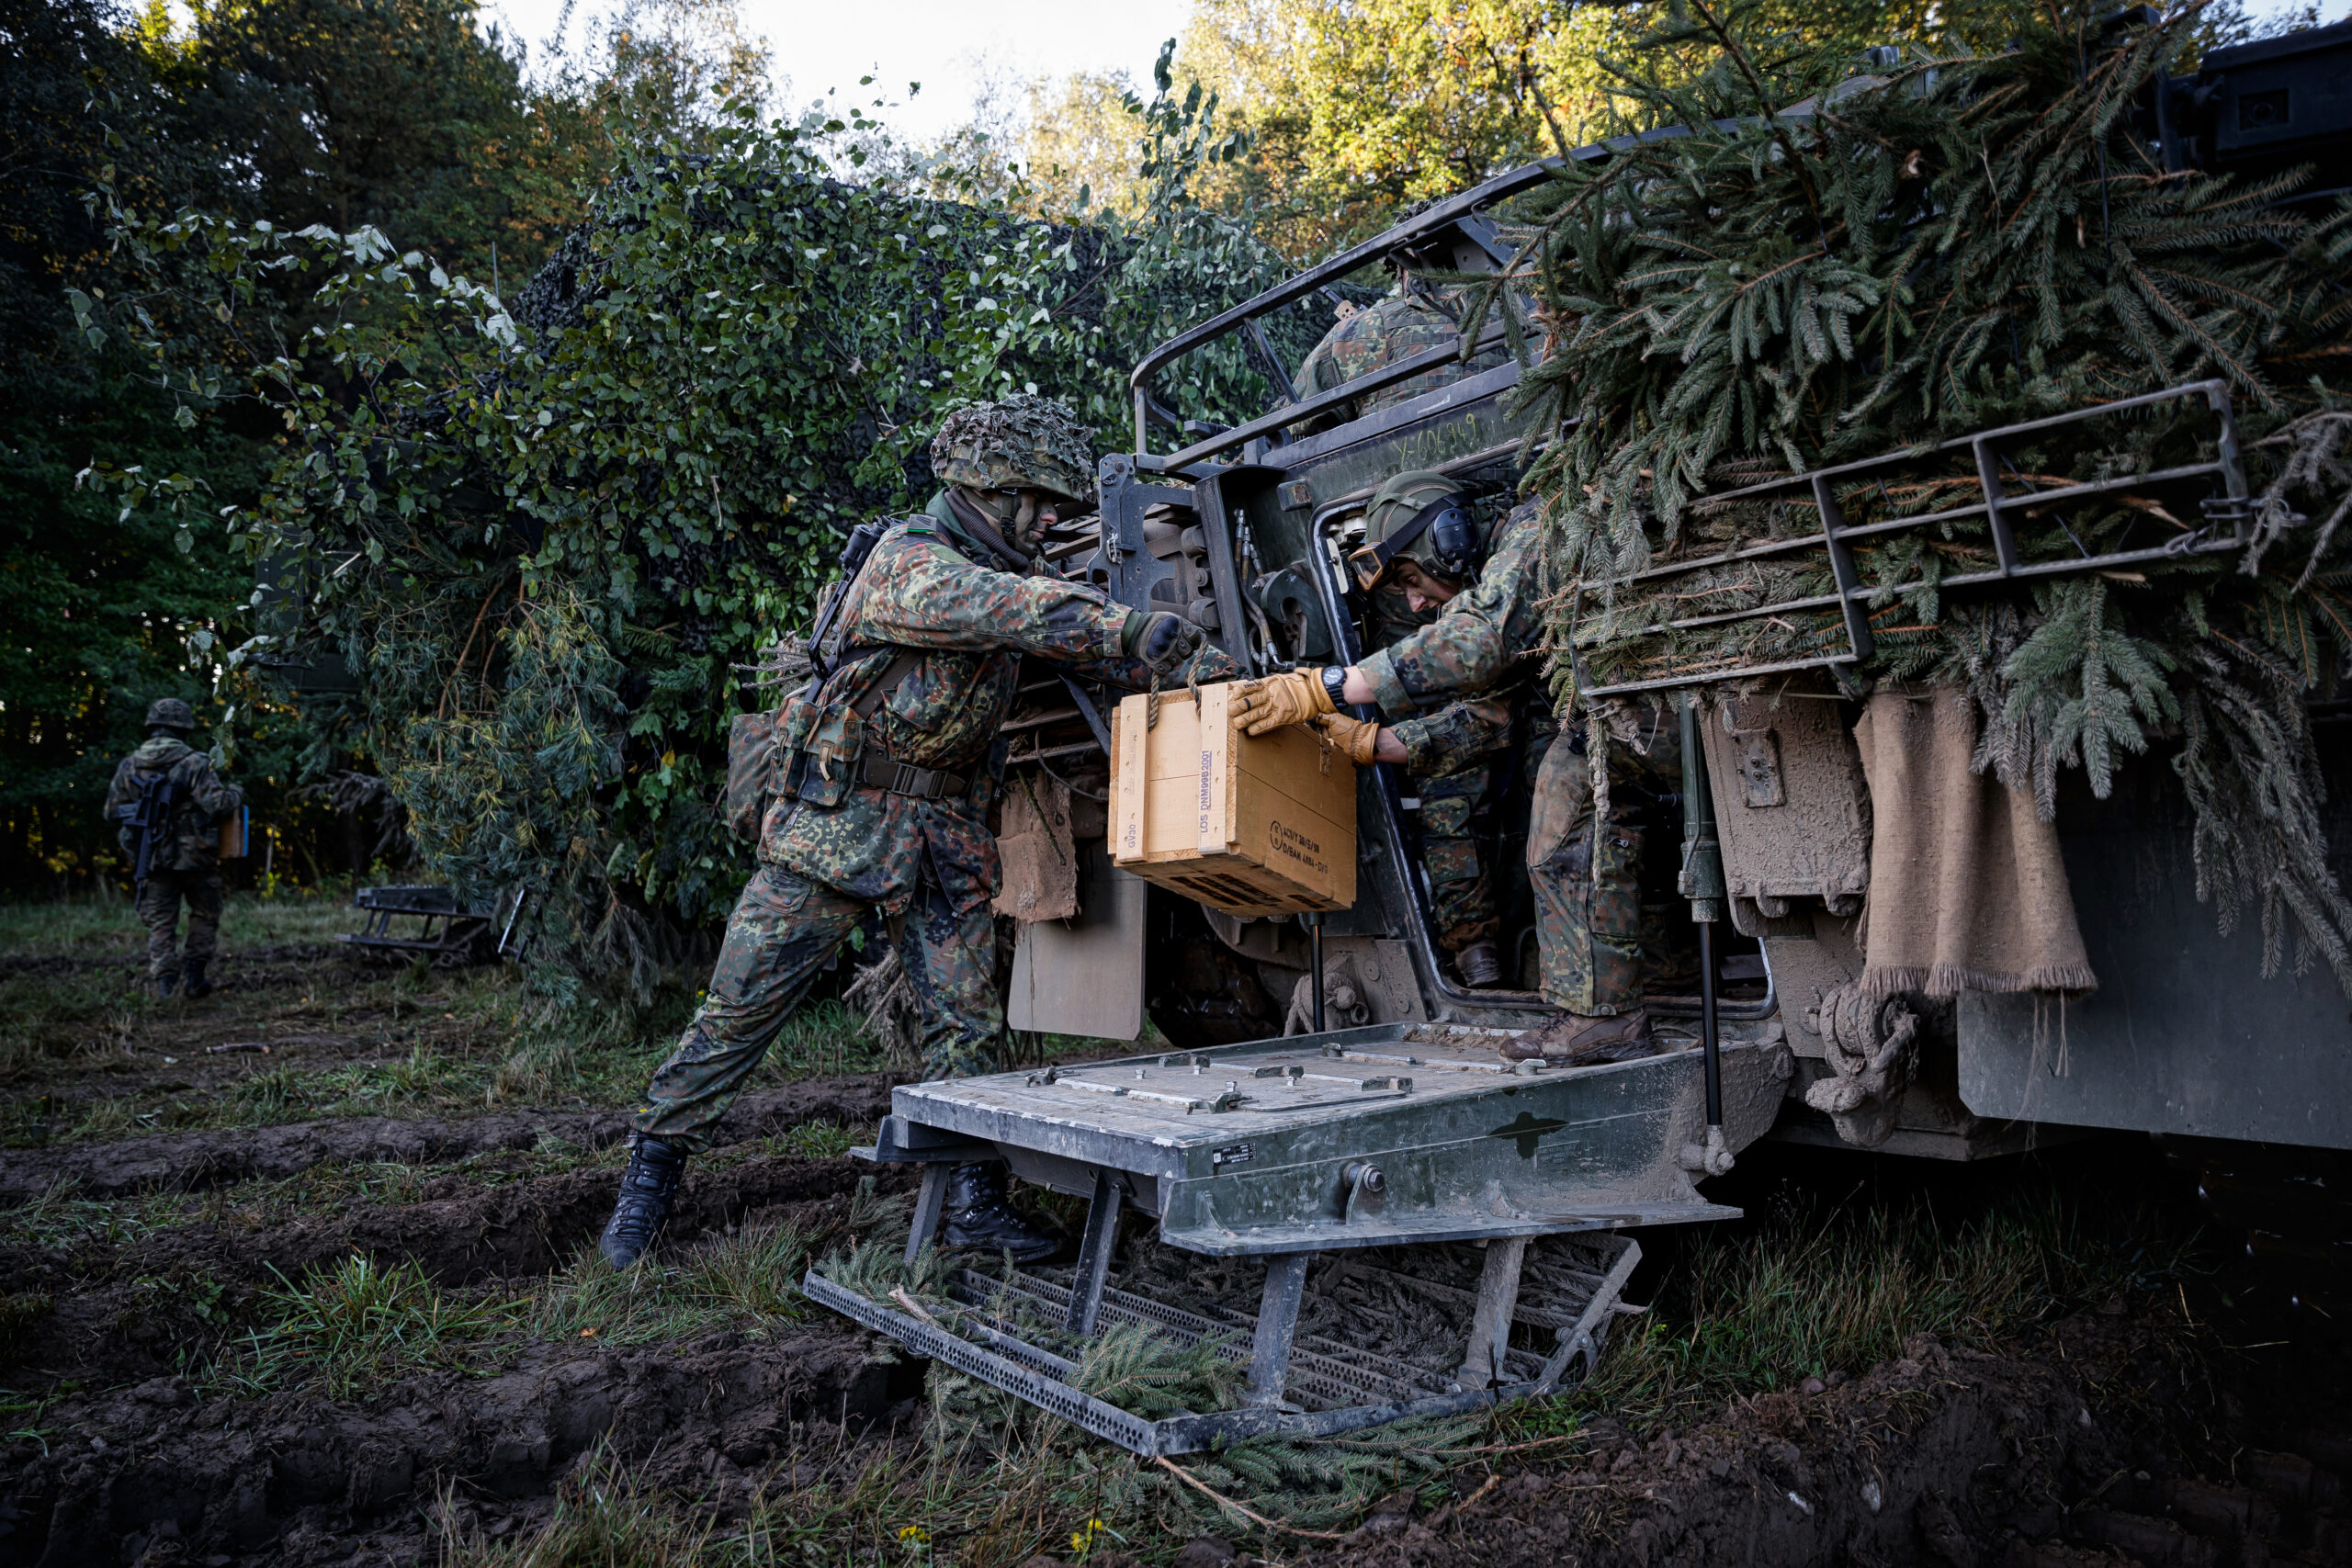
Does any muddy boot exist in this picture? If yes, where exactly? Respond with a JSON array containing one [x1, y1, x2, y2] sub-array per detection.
[[1455, 942, 1503, 988], [942, 1163, 1061, 1264], [183, 958, 212, 999], [598, 1134, 687, 1269], [155, 970, 179, 1001], [1499, 1008, 1652, 1065]]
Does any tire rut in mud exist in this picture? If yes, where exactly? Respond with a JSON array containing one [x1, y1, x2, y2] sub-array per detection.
[[14, 1302, 2347, 1568], [0, 1076, 898, 1201], [4, 1148, 917, 1393]]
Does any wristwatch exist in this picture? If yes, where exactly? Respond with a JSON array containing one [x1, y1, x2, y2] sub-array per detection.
[[1320, 665, 1350, 709]]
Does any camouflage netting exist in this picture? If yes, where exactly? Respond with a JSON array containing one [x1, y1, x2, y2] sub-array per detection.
[[929, 394, 1099, 505], [1485, 5, 2352, 989]]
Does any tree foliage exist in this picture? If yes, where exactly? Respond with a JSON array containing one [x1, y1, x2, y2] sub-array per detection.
[[82, 63, 1312, 990]]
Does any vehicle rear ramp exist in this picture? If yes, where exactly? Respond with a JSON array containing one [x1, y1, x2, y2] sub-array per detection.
[[802, 1020, 1791, 1455]]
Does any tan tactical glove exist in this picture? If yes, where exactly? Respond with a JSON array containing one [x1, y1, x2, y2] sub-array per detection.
[[1230, 668, 1334, 736], [1311, 712, 1384, 766]]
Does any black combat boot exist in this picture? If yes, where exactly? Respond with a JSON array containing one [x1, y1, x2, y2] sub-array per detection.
[[598, 1134, 687, 1269], [155, 970, 179, 1000], [183, 958, 212, 999], [942, 1163, 1061, 1264], [1455, 942, 1503, 988]]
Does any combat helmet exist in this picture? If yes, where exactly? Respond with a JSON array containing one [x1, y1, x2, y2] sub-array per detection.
[[145, 697, 198, 733], [1349, 470, 1482, 591], [929, 395, 1096, 508]]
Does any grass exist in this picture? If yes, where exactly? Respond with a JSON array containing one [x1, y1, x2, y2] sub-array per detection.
[[1534, 1155, 2197, 1436], [0, 884, 372, 960], [229, 1255, 523, 1399], [532, 1179, 904, 1347], [434, 1147, 2211, 1568]]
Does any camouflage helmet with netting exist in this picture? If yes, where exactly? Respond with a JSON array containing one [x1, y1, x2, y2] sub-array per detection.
[[928, 395, 1097, 507], [144, 697, 198, 732]]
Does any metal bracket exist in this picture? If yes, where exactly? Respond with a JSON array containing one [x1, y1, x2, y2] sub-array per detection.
[[1067, 1168, 1125, 1335], [1245, 1253, 1311, 1406], [1457, 1236, 1531, 1388], [904, 1163, 953, 1269]]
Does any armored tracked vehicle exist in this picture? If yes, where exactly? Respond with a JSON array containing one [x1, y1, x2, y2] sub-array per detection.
[[807, 18, 2352, 1444]]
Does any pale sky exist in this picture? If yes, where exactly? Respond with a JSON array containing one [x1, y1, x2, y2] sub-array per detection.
[[483, 0, 1203, 143]]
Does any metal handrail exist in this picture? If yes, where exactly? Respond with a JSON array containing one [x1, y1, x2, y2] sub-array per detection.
[[1578, 378, 2252, 698], [1126, 118, 1780, 458]]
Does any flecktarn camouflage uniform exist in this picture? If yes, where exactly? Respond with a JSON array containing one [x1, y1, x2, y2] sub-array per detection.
[[1291, 286, 1507, 428], [1524, 717, 1680, 1016], [635, 486, 1235, 1154], [1353, 498, 1668, 1014], [1369, 582, 1497, 955], [105, 735, 243, 985]]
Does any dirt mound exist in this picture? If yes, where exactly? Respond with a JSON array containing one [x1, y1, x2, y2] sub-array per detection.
[[4, 1328, 912, 1568], [1302, 1316, 2352, 1568], [0, 1077, 897, 1201]]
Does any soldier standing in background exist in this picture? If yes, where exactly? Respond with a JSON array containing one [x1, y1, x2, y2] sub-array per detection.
[[1287, 265, 1507, 435], [106, 698, 244, 1000], [597, 397, 1236, 1270]]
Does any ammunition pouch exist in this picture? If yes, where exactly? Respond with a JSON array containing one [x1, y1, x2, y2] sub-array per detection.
[[772, 647, 973, 806]]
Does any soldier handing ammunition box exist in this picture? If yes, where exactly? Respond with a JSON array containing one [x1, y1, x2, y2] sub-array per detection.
[[599, 397, 1236, 1271]]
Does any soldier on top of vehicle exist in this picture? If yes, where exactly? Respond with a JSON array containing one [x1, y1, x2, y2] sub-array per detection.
[[106, 697, 244, 1000], [1234, 471, 1675, 1061], [1287, 254, 1507, 434], [596, 396, 1238, 1272]]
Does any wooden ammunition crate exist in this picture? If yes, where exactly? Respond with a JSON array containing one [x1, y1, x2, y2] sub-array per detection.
[[1109, 682, 1356, 917]]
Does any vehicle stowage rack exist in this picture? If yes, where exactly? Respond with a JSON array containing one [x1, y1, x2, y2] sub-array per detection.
[[802, 1021, 1792, 1455]]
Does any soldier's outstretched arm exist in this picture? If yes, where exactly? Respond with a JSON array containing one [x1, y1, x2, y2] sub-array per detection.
[[1387, 692, 1516, 776], [846, 533, 1132, 662], [1354, 506, 1545, 715]]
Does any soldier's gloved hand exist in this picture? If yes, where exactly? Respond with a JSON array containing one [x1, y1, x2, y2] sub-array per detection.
[[1124, 610, 1204, 673], [1230, 669, 1334, 736], [1311, 712, 1384, 766]]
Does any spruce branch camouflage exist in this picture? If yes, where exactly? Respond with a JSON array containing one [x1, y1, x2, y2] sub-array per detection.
[[929, 394, 1097, 505]]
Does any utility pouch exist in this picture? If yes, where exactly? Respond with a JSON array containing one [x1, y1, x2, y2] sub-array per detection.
[[796, 704, 866, 809], [771, 690, 822, 805], [725, 709, 778, 839]]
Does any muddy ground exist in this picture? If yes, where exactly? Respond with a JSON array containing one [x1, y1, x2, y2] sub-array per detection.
[[4, 906, 2349, 1567]]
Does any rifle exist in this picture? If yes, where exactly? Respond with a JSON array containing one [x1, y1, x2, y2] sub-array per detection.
[[803, 519, 892, 683], [112, 770, 184, 886]]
